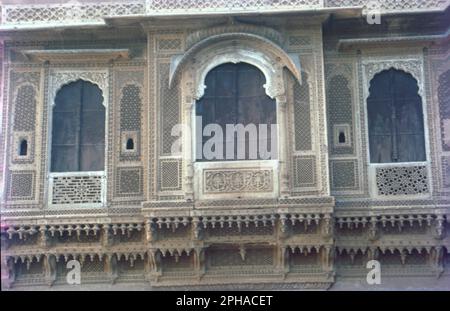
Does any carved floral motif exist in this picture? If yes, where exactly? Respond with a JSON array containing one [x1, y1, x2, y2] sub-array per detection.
[[204, 169, 273, 193]]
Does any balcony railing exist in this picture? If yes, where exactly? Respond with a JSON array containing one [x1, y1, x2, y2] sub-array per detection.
[[0, 0, 448, 29]]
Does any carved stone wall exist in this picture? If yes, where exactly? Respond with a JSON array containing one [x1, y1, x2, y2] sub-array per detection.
[[4, 69, 42, 206], [113, 66, 146, 203], [427, 45, 450, 195], [293, 73, 312, 152], [148, 32, 184, 199], [286, 29, 329, 197], [324, 54, 363, 197]]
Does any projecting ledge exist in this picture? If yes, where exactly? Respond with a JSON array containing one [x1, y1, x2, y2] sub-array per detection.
[[20, 49, 130, 63]]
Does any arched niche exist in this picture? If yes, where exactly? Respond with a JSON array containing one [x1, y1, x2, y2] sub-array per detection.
[[170, 33, 302, 99], [49, 70, 108, 108]]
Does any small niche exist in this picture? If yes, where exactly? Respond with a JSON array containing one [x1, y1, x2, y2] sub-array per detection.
[[338, 131, 346, 144], [19, 139, 28, 156], [126, 138, 135, 150], [334, 124, 351, 148]]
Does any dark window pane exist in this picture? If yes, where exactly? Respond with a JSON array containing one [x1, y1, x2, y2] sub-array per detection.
[[196, 63, 277, 161], [79, 144, 105, 171], [51, 80, 105, 172], [52, 111, 78, 145], [367, 69, 426, 163], [51, 145, 78, 172], [80, 111, 105, 145]]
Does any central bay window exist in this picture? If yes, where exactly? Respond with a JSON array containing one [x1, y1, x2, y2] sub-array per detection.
[[195, 62, 277, 161]]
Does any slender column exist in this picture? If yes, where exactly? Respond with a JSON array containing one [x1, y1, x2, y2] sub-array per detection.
[[183, 97, 195, 201], [276, 95, 290, 197]]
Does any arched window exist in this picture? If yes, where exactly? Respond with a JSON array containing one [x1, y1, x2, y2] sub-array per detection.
[[195, 63, 276, 161], [367, 69, 426, 163], [51, 80, 105, 172]]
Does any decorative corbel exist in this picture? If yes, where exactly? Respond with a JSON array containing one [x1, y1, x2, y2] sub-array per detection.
[[433, 215, 445, 240], [43, 254, 57, 286], [279, 214, 290, 239], [192, 217, 204, 241], [367, 247, 380, 261], [400, 249, 408, 265], [368, 216, 379, 241], [145, 219, 157, 243], [185, 163, 194, 202], [349, 249, 356, 265], [39, 226, 51, 248], [101, 224, 113, 247], [321, 214, 333, 239]]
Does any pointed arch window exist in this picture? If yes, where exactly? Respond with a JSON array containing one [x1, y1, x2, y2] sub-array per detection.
[[51, 80, 105, 172], [367, 68, 426, 163]]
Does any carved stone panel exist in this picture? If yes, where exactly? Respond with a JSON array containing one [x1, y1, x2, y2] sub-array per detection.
[[7, 171, 35, 201]]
